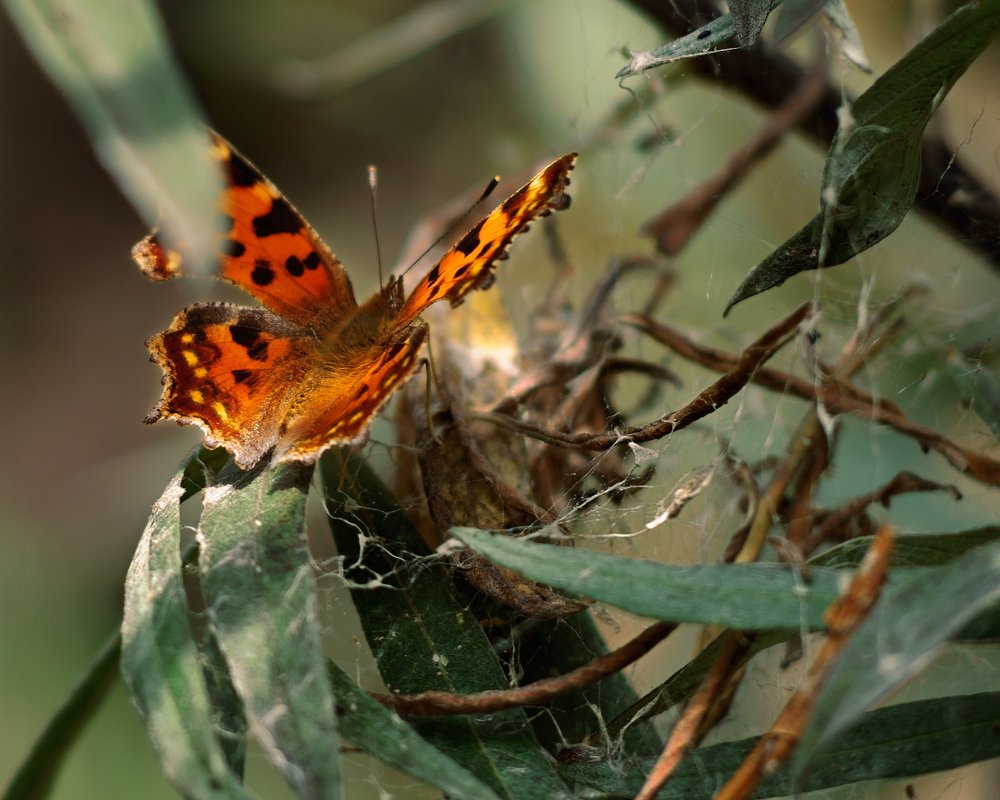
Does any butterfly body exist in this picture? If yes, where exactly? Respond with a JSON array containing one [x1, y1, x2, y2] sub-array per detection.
[[136, 133, 576, 468]]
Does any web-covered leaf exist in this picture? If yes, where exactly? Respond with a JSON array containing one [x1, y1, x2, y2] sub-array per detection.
[[726, 0, 1000, 312], [197, 458, 342, 799], [121, 449, 254, 800], [321, 454, 572, 800]]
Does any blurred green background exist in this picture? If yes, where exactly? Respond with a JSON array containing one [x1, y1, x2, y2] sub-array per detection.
[[2, 1, 999, 797]]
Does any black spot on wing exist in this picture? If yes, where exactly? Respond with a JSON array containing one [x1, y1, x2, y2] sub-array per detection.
[[387, 341, 406, 360], [453, 264, 469, 278], [226, 153, 258, 187], [228, 324, 270, 363], [225, 239, 246, 258], [251, 259, 275, 286], [285, 255, 304, 277], [232, 369, 252, 383], [456, 226, 481, 256], [253, 197, 302, 237], [304, 251, 321, 270], [229, 324, 259, 347], [425, 264, 440, 285]]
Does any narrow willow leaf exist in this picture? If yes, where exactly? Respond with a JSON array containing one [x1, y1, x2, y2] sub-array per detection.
[[327, 661, 501, 800], [811, 533, 1000, 641], [604, 529, 1000, 736], [970, 369, 1000, 442], [272, 0, 527, 99], [725, 0, 1000, 313], [517, 612, 662, 758], [823, 0, 870, 72], [3, 632, 121, 800], [121, 453, 254, 800], [810, 527, 1000, 568], [729, 0, 775, 46], [321, 454, 571, 800], [451, 527, 842, 630], [773, 1, 869, 72], [562, 692, 1000, 798], [616, 0, 782, 78], [793, 540, 1000, 780], [772, 0, 829, 42], [198, 460, 342, 800], [602, 629, 792, 741], [4, 0, 219, 272]]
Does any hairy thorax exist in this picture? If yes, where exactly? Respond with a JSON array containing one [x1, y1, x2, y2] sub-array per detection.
[[320, 278, 408, 361]]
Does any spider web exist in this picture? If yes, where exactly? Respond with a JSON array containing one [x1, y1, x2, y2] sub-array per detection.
[[243, 3, 1000, 798]]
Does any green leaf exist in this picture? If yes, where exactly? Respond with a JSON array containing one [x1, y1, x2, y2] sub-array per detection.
[[601, 630, 793, 741], [729, 0, 775, 46], [327, 661, 501, 800], [970, 369, 1000, 442], [616, 0, 781, 78], [4, 0, 220, 272], [822, 0, 870, 72], [3, 632, 121, 800], [272, 0, 528, 99], [198, 460, 342, 800], [772, 0, 829, 41], [450, 527, 842, 630], [810, 527, 1000, 568], [562, 692, 1000, 798], [603, 524, 1000, 736], [121, 452, 254, 800], [515, 612, 662, 758], [320, 454, 571, 800], [725, 0, 1000, 313], [793, 540, 1000, 779]]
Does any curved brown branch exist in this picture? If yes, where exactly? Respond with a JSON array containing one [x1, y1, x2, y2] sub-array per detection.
[[621, 0, 1000, 270], [626, 313, 1000, 486], [635, 632, 748, 800], [805, 471, 961, 553], [715, 524, 896, 799], [373, 620, 676, 716], [643, 46, 827, 255], [474, 302, 814, 450]]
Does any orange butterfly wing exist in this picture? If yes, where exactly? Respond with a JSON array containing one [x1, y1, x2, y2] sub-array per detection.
[[132, 133, 356, 328], [139, 141, 577, 468], [395, 153, 577, 328], [278, 324, 429, 462], [146, 304, 315, 469]]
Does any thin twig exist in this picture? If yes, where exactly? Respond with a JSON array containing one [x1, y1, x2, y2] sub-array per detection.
[[624, 314, 902, 415], [373, 621, 677, 715], [474, 302, 814, 450], [626, 314, 1000, 486], [805, 471, 960, 553], [643, 43, 827, 255], [714, 523, 896, 800], [634, 632, 748, 799], [620, 0, 1000, 270]]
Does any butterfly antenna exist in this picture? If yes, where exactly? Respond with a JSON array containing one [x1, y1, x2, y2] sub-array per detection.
[[399, 174, 501, 279], [368, 164, 385, 289]]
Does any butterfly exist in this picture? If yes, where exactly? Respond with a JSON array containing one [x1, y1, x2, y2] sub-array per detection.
[[134, 133, 577, 469]]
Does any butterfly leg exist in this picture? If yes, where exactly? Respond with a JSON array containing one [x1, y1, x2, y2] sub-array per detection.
[[420, 346, 446, 448]]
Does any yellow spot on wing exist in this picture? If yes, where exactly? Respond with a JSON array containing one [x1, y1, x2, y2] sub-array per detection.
[[213, 402, 230, 421], [182, 350, 199, 366], [194, 366, 208, 378], [180, 333, 195, 344], [189, 389, 204, 404]]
